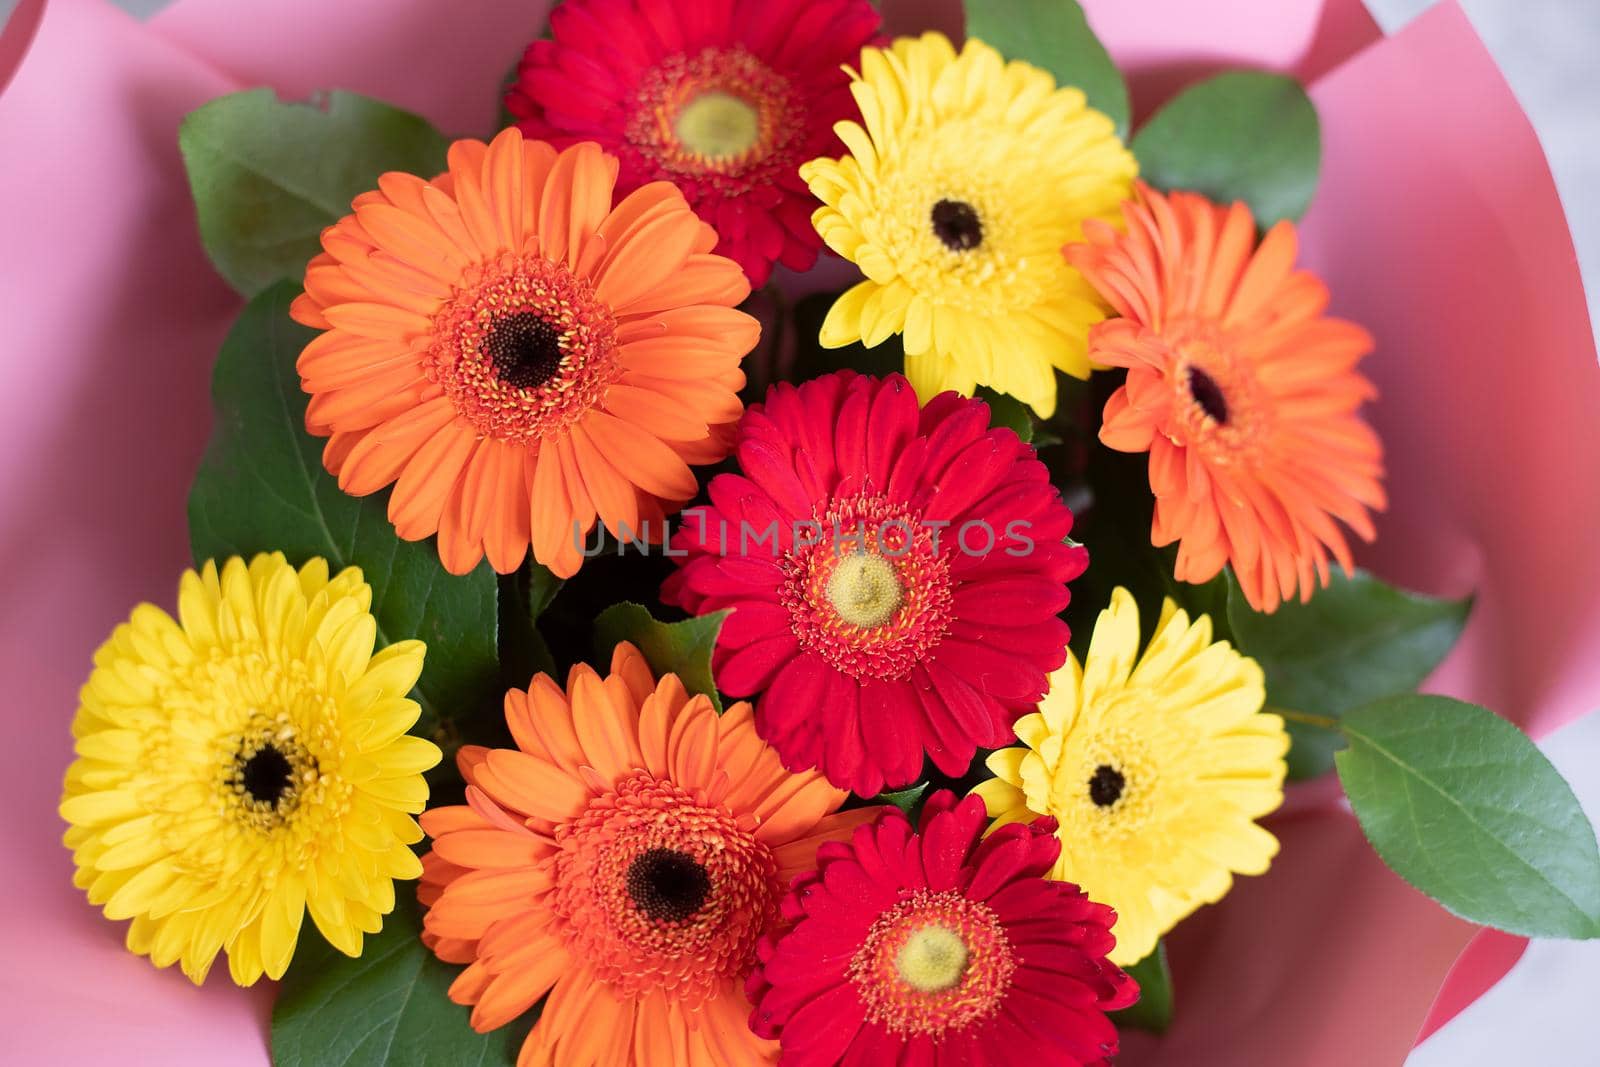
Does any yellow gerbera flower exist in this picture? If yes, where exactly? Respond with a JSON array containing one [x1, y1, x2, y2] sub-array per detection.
[[972, 587, 1287, 965], [60, 553, 441, 985], [800, 31, 1137, 417]]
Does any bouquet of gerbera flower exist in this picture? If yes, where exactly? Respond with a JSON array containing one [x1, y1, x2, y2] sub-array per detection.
[[14, 0, 1600, 1063]]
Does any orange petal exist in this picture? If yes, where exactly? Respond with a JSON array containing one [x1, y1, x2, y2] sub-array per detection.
[[353, 203, 469, 282], [608, 642, 656, 707], [528, 443, 581, 576], [323, 300, 433, 342], [388, 421, 476, 541], [523, 675, 587, 773], [337, 397, 458, 495], [430, 828, 545, 870], [568, 667, 644, 784], [568, 425, 640, 540], [593, 208, 703, 312], [470, 942, 566, 1031], [539, 142, 616, 270], [600, 384, 708, 442], [449, 140, 504, 257], [667, 695, 719, 789], [478, 748, 592, 823], [580, 410, 697, 502]]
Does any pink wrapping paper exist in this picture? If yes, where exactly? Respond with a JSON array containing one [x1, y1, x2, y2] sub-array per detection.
[[1, 0, 1594, 1063]]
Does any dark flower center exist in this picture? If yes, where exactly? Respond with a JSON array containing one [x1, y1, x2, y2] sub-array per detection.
[[486, 311, 565, 389], [930, 198, 983, 252], [1088, 764, 1126, 808], [626, 847, 712, 923], [1187, 366, 1230, 424], [240, 744, 294, 806]]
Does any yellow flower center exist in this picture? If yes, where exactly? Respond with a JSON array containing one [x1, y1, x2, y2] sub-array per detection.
[[894, 924, 970, 992], [1088, 763, 1126, 807], [1053, 717, 1165, 840], [631, 46, 800, 182], [675, 90, 761, 164], [930, 198, 984, 252], [224, 720, 319, 831], [850, 888, 1016, 1036], [826, 553, 904, 629]]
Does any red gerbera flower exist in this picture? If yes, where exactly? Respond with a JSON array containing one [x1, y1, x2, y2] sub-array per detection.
[[661, 372, 1085, 796], [506, 0, 881, 287], [747, 792, 1137, 1066]]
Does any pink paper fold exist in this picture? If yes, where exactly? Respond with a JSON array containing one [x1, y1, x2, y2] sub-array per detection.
[[0, 1, 267, 1063], [149, 0, 547, 137], [0, 0, 1593, 1064]]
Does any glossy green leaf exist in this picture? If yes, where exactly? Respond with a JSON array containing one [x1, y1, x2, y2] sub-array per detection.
[[1130, 71, 1320, 226], [876, 783, 930, 816], [1064, 440, 1229, 658], [524, 564, 565, 622], [965, 0, 1130, 137], [1337, 695, 1600, 939], [976, 387, 1034, 443], [498, 571, 558, 689], [1112, 941, 1174, 1034], [188, 283, 501, 737], [593, 603, 730, 711], [180, 89, 449, 296], [1226, 570, 1470, 779], [272, 895, 523, 1066]]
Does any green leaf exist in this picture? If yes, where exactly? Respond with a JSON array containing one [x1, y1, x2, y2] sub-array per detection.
[[964, 0, 1130, 138], [1337, 695, 1600, 939], [1130, 71, 1320, 226], [180, 89, 449, 296], [498, 573, 557, 690], [593, 603, 730, 711], [1226, 570, 1470, 779], [188, 282, 501, 737], [524, 564, 565, 622], [1112, 942, 1174, 1034], [497, 561, 562, 686], [876, 783, 929, 816], [272, 894, 524, 1066], [1064, 440, 1228, 658], [976, 387, 1034, 443]]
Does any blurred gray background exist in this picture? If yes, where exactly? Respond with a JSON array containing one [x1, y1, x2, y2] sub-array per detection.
[[2, 0, 1596, 1064]]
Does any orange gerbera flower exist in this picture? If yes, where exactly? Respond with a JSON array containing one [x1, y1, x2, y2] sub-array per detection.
[[418, 643, 877, 1067], [291, 128, 758, 579], [1065, 184, 1385, 612]]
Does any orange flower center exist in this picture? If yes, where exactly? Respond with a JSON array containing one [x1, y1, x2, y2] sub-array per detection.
[[1164, 320, 1269, 464], [848, 889, 1016, 1038], [780, 494, 954, 682], [1186, 365, 1229, 424], [424, 253, 618, 443], [549, 771, 779, 1005], [629, 46, 800, 186]]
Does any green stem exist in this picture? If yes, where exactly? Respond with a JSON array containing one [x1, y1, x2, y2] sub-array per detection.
[[1269, 705, 1342, 732]]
